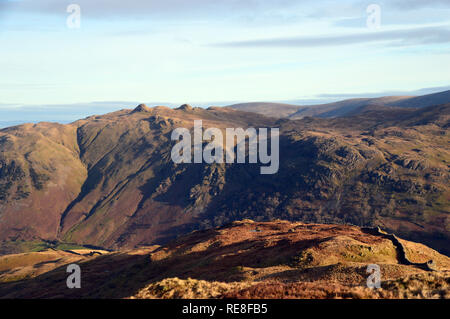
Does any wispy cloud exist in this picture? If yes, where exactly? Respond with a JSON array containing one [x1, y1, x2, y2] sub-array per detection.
[[3, 0, 302, 19], [1, 1, 449, 105], [211, 25, 450, 48], [390, 0, 450, 10]]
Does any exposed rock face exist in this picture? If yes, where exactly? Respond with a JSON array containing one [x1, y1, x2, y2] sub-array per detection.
[[133, 104, 151, 113], [0, 103, 448, 256], [177, 104, 193, 111]]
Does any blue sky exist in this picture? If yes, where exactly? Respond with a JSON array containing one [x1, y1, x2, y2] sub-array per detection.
[[1, 0, 450, 115]]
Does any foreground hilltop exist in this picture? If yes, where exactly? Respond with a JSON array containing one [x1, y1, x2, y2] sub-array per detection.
[[0, 102, 449, 256], [0, 220, 448, 299]]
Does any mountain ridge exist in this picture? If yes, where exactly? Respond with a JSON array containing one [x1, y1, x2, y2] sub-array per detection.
[[0, 102, 449, 256], [227, 90, 450, 119]]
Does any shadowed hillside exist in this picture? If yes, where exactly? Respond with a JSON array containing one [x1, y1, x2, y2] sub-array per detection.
[[0, 103, 449, 256]]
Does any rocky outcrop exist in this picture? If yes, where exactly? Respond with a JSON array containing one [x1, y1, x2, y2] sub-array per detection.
[[362, 227, 437, 271], [132, 104, 151, 113]]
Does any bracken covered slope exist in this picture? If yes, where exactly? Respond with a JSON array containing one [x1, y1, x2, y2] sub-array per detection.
[[0, 221, 448, 299], [0, 103, 448, 255]]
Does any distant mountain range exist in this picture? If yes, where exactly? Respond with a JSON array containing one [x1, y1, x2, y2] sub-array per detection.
[[229, 90, 450, 119], [227, 102, 301, 118], [1, 90, 449, 128]]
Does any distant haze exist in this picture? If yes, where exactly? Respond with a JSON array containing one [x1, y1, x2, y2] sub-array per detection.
[[1, 86, 449, 128]]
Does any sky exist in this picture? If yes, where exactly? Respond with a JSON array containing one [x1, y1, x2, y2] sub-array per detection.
[[0, 0, 450, 123]]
